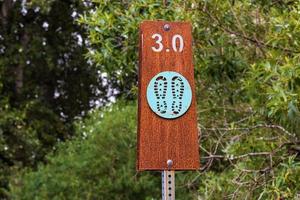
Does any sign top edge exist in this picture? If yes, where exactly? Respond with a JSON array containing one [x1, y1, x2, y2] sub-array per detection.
[[140, 20, 191, 27]]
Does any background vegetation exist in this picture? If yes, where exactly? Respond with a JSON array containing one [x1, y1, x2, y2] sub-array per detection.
[[1, 0, 300, 199]]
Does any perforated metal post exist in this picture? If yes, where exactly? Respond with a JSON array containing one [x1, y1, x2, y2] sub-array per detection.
[[162, 160, 175, 200]]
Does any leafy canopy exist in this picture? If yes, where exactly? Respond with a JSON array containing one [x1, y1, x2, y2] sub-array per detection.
[[7, 0, 300, 199]]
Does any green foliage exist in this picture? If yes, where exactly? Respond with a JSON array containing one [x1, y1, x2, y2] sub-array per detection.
[[80, 0, 300, 132], [9, 102, 300, 199], [9, 103, 197, 200], [26, 0, 55, 13], [76, 0, 300, 199], [0, 0, 108, 197], [0, 98, 68, 197], [197, 156, 300, 199], [4, 0, 300, 199], [78, 0, 187, 98]]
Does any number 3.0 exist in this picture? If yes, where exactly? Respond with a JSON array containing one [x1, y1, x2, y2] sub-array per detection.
[[151, 33, 184, 53]]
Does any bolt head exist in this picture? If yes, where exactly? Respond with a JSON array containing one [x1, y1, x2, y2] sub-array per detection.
[[167, 159, 173, 168], [163, 24, 171, 31]]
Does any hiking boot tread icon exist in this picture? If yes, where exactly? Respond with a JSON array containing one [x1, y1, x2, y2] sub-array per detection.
[[146, 71, 192, 119], [154, 76, 167, 114], [171, 76, 184, 115]]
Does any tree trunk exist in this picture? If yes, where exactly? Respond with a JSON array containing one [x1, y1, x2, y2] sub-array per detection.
[[0, 0, 14, 27], [1, 0, 28, 97], [15, 30, 29, 96]]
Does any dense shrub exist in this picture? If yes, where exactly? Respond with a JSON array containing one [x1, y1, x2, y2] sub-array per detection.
[[10, 102, 300, 199], [9, 103, 197, 200]]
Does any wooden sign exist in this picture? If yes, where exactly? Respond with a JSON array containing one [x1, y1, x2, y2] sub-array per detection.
[[137, 21, 199, 171]]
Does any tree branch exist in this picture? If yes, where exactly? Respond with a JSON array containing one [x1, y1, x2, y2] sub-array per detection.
[[202, 124, 297, 139], [201, 8, 300, 54]]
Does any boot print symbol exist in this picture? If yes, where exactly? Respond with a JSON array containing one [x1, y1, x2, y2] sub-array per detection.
[[171, 76, 184, 115], [154, 76, 167, 114], [146, 71, 192, 119]]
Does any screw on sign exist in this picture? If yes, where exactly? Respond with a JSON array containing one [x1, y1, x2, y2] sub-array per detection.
[[137, 21, 200, 199]]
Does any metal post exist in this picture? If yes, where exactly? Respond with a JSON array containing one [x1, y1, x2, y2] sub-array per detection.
[[162, 160, 175, 200]]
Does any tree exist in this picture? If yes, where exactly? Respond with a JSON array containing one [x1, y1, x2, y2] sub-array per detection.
[[78, 0, 300, 199], [0, 0, 108, 197], [4, 0, 300, 199]]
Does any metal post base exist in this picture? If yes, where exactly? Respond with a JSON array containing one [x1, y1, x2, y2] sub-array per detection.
[[162, 170, 175, 200]]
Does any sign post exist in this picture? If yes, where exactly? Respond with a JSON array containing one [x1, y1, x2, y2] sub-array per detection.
[[137, 21, 200, 199]]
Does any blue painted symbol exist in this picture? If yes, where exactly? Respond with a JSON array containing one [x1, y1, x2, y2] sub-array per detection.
[[146, 71, 192, 119]]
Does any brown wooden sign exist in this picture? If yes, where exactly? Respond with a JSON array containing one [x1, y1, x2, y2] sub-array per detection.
[[137, 21, 199, 171]]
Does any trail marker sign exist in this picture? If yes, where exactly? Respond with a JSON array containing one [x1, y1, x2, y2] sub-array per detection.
[[137, 21, 199, 171]]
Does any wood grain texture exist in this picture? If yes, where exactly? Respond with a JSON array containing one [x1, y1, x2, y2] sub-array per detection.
[[137, 21, 199, 171]]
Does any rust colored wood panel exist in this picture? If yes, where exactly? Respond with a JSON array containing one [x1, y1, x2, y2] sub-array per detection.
[[137, 21, 200, 171]]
